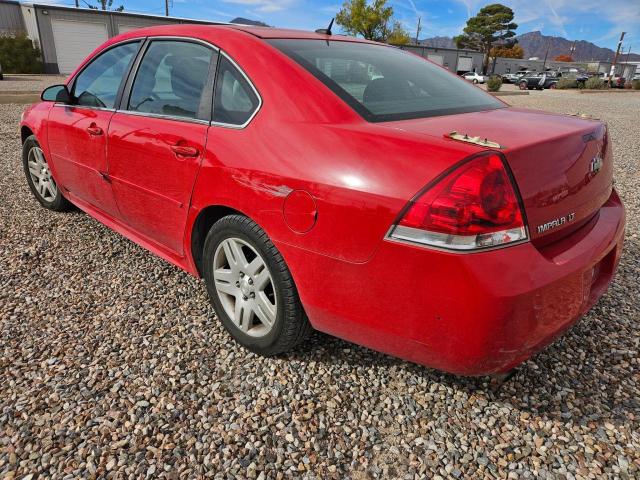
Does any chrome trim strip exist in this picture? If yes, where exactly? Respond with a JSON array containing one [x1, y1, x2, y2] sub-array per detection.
[[114, 109, 210, 125], [384, 225, 530, 254], [53, 104, 116, 112], [142, 35, 221, 52], [210, 51, 263, 130]]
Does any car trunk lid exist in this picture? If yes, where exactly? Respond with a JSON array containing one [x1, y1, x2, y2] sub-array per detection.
[[383, 107, 613, 244]]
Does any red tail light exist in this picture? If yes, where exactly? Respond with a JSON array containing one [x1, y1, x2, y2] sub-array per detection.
[[389, 153, 528, 251]]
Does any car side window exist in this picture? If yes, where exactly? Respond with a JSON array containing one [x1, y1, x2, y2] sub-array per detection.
[[73, 41, 140, 109], [128, 40, 215, 120], [213, 56, 259, 126]]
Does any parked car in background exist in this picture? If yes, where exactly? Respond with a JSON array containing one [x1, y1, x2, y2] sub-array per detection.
[[518, 72, 560, 90], [461, 71, 486, 84], [550, 69, 589, 87], [21, 25, 625, 376], [501, 73, 521, 83], [597, 72, 626, 88]]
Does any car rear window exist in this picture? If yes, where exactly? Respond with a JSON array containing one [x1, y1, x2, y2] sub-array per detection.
[[268, 39, 503, 122]]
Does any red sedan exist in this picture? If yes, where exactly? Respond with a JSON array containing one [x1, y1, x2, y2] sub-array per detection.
[[20, 25, 625, 376]]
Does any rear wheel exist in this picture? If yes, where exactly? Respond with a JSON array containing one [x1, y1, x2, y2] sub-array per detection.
[[203, 215, 312, 356], [549, 83, 557, 89], [472, 78, 478, 84], [22, 135, 72, 211], [519, 81, 528, 90]]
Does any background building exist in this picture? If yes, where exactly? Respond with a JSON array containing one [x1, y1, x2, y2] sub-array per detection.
[[0, 0, 218, 73]]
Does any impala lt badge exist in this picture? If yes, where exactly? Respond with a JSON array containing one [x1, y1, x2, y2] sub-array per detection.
[[537, 212, 576, 234]]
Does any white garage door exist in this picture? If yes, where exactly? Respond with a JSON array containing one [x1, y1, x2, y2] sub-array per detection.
[[457, 56, 473, 73], [52, 20, 108, 74]]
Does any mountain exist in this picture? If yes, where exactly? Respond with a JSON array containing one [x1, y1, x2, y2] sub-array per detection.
[[418, 36, 456, 49], [516, 31, 639, 62], [419, 31, 640, 62], [230, 17, 270, 27]]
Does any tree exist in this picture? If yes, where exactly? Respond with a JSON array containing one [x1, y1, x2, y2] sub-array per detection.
[[336, 0, 410, 44], [554, 54, 574, 62], [387, 21, 410, 45], [0, 33, 43, 73], [490, 44, 523, 58], [454, 4, 517, 74], [83, 0, 124, 11]]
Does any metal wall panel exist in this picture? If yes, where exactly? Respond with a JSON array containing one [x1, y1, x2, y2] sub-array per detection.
[[0, 0, 26, 34]]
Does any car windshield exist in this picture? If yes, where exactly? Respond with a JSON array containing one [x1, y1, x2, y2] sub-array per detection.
[[268, 39, 503, 122]]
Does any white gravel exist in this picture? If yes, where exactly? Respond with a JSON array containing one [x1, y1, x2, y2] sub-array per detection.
[[1, 91, 639, 478]]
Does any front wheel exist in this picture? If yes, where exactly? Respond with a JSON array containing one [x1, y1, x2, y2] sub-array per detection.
[[472, 79, 478, 84], [203, 215, 312, 356], [519, 82, 528, 90], [22, 135, 72, 211]]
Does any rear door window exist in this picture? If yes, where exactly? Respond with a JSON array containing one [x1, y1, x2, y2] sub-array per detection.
[[213, 56, 260, 126], [73, 41, 140, 109], [128, 40, 215, 120]]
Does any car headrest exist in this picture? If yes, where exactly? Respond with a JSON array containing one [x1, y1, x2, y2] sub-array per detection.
[[170, 57, 210, 100], [362, 77, 412, 105]]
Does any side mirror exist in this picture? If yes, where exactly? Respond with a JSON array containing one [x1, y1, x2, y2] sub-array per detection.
[[41, 84, 71, 103]]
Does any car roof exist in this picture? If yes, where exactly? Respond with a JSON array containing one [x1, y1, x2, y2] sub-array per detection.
[[116, 23, 372, 44]]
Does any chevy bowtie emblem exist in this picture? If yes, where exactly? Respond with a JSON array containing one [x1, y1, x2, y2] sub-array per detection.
[[590, 155, 603, 174]]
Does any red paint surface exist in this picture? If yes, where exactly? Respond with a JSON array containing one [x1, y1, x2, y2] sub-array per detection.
[[20, 25, 626, 375]]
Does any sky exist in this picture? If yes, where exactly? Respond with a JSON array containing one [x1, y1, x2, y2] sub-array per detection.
[[37, 0, 640, 51]]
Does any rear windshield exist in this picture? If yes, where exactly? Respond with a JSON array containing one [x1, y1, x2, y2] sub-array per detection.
[[268, 39, 503, 122]]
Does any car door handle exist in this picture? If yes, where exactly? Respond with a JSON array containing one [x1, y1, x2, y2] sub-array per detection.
[[170, 145, 199, 158], [86, 125, 103, 136]]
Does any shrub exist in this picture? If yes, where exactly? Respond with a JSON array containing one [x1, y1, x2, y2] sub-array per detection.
[[0, 33, 43, 74], [584, 77, 606, 90], [486, 75, 502, 92], [556, 78, 577, 89], [632, 79, 640, 90]]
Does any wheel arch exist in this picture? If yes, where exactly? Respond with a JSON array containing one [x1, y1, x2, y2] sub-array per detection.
[[190, 204, 251, 277], [21, 125, 34, 144]]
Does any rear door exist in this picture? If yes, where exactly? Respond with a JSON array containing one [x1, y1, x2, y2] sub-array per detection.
[[48, 40, 141, 218], [107, 39, 217, 254]]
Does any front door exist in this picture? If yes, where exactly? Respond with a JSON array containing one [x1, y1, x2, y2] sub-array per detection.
[[107, 40, 216, 254], [48, 40, 141, 218]]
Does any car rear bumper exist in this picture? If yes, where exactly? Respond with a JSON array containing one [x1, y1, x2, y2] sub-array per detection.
[[279, 189, 625, 376]]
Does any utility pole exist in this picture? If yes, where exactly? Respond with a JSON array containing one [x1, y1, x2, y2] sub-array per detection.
[[542, 42, 550, 70], [415, 17, 421, 45], [165, 0, 169, 16], [569, 40, 576, 60], [75, 0, 79, 6], [608, 31, 625, 87]]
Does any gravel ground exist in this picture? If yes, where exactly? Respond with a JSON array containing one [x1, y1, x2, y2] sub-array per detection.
[[1, 91, 639, 479], [0, 75, 67, 93]]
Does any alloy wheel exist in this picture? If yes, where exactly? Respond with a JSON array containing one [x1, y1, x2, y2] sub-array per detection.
[[213, 237, 278, 337], [27, 146, 57, 202]]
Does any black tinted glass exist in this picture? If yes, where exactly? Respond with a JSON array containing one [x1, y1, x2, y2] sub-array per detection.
[[73, 41, 140, 109], [268, 39, 503, 122], [213, 56, 259, 126], [129, 41, 215, 119]]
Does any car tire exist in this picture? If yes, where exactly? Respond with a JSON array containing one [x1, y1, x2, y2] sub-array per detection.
[[22, 135, 72, 211], [549, 83, 557, 89], [519, 82, 527, 90], [203, 214, 312, 356], [472, 79, 478, 84]]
